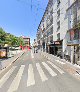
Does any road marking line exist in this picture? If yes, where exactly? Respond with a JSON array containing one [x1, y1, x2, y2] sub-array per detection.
[[42, 62, 57, 77], [31, 50, 34, 58], [27, 64, 35, 87], [7, 65, 25, 92], [0, 66, 17, 88], [47, 61, 64, 74], [55, 60, 65, 65], [36, 63, 48, 82]]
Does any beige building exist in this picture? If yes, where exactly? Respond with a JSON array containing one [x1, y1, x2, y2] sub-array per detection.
[[21, 36, 30, 47]]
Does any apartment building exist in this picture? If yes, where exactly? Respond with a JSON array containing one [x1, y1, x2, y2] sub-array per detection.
[[37, 0, 54, 53], [66, 0, 80, 64], [36, 0, 80, 64]]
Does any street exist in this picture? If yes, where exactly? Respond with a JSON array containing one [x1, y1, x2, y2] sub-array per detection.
[[0, 50, 80, 92]]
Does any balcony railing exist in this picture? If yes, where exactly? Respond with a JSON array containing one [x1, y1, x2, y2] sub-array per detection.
[[46, 18, 53, 30]]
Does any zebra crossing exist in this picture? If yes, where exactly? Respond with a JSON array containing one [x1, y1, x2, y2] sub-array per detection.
[[0, 66, 17, 88], [27, 64, 35, 87], [7, 65, 25, 92], [36, 63, 48, 82], [0, 61, 65, 92]]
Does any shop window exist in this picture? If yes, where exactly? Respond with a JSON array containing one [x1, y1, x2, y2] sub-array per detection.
[[50, 36, 53, 43], [74, 29, 79, 40], [70, 29, 79, 40], [70, 30, 74, 40]]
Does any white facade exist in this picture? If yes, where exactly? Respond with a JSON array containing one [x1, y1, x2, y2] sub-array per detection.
[[37, 0, 80, 63], [53, 0, 70, 56]]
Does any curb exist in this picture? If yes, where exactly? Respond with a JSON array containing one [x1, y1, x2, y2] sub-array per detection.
[[0, 51, 25, 76], [41, 52, 80, 76], [12, 52, 25, 63]]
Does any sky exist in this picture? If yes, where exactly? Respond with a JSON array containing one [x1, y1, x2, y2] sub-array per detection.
[[0, 0, 48, 44]]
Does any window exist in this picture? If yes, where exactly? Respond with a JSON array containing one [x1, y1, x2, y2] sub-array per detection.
[[57, 0, 60, 7], [50, 9, 53, 16], [50, 36, 53, 43], [47, 31, 50, 37], [57, 21, 60, 31], [74, 29, 79, 40], [50, 27, 53, 35], [78, 0, 80, 10], [50, 17, 53, 25], [57, 9, 60, 19], [57, 33, 60, 40]]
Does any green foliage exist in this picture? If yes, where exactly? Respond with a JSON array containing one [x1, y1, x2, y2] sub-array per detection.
[[17, 37, 25, 46], [0, 28, 6, 45], [0, 27, 25, 47]]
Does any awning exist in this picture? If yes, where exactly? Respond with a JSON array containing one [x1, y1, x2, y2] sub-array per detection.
[[67, 44, 79, 46], [67, 40, 80, 46]]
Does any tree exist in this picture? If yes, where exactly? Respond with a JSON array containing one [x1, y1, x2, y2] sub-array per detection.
[[0, 27, 25, 47], [17, 37, 25, 46], [0, 28, 6, 45]]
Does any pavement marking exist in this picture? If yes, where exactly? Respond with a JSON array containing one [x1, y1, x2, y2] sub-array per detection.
[[0, 66, 17, 88], [75, 73, 80, 76], [36, 63, 48, 82], [7, 65, 25, 92], [47, 61, 64, 74], [42, 62, 57, 77], [55, 60, 65, 65], [27, 64, 35, 87], [31, 50, 34, 58]]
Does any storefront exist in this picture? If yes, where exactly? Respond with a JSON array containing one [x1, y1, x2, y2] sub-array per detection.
[[67, 28, 80, 64], [47, 40, 63, 57]]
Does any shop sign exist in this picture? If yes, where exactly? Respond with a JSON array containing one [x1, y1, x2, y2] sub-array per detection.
[[55, 42, 60, 45]]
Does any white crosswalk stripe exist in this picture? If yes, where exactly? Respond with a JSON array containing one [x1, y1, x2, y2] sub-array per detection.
[[0, 66, 17, 88], [42, 62, 57, 77], [55, 60, 65, 65], [7, 65, 25, 92], [31, 50, 34, 58], [0, 61, 65, 89], [47, 61, 64, 74], [27, 64, 35, 87], [36, 63, 48, 82]]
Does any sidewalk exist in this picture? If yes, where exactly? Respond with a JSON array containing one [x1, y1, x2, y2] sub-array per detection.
[[0, 50, 25, 71], [40, 52, 80, 80]]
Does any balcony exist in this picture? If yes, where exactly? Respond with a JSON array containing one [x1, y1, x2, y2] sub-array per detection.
[[57, 0, 60, 8], [46, 18, 53, 30]]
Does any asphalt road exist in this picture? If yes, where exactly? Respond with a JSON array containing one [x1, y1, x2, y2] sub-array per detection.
[[0, 50, 80, 92]]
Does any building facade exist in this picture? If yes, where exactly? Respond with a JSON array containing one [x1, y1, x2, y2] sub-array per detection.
[[21, 36, 30, 48], [67, 0, 80, 64], [36, 0, 80, 64]]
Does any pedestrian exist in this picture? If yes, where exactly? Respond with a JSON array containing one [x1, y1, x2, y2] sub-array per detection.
[[34, 47, 35, 53]]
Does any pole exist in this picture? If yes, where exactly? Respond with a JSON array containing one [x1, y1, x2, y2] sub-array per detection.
[[73, 46, 75, 64]]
